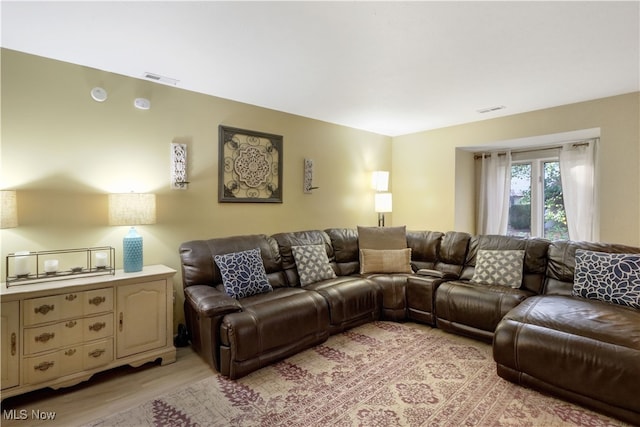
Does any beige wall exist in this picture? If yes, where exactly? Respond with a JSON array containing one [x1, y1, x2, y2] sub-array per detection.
[[0, 49, 391, 327], [3, 49, 639, 330], [392, 92, 640, 246]]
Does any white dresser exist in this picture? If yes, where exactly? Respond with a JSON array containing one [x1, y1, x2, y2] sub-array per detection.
[[0, 265, 176, 399]]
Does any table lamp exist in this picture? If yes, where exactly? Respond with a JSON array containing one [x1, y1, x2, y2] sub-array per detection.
[[108, 193, 156, 272]]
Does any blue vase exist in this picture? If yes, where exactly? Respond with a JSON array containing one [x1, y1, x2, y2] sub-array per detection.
[[123, 227, 143, 272]]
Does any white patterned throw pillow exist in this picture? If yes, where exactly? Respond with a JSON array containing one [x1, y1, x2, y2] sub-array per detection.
[[214, 248, 273, 299], [471, 249, 525, 289], [573, 249, 640, 309], [291, 244, 337, 286]]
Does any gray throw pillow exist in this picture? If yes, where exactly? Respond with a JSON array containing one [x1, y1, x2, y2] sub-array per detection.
[[292, 244, 337, 286], [472, 249, 525, 289], [357, 225, 407, 249]]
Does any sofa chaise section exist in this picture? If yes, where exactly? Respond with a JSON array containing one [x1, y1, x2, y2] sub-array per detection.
[[493, 240, 640, 425]]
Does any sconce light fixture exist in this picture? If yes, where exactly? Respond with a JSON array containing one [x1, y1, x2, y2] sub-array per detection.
[[1, 190, 18, 229], [371, 171, 389, 192], [171, 142, 189, 190], [375, 193, 392, 227], [303, 158, 319, 193], [108, 193, 156, 272]]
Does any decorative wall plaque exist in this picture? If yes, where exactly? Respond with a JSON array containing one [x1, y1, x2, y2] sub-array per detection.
[[170, 142, 188, 190], [218, 126, 283, 203]]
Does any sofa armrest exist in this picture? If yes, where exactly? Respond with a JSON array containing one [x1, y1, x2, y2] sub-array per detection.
[[184, 285, 242, 317], [183, 285, 242, 371], [416, 269, 457, 280]]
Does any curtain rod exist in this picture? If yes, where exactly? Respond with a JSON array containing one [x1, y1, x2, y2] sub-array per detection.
[[473, 138, 597, 160]]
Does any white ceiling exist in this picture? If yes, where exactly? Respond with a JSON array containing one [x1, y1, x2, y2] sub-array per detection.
[[2, 1, 639, 136]]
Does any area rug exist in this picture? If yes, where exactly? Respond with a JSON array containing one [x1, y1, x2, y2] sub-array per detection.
[[85, 321, 628, 427]]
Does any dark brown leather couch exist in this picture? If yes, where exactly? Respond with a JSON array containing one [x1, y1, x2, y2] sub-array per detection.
[[179, 228, 640, 424], [493, 240, 640, 425]]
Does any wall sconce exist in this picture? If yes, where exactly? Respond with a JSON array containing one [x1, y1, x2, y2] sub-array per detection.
[[375, 193, 392, 227], [108, 193, 156, 272], [171, 142, 189, 190], [371, 171, 389, 192], [1, 190, 18, 229], [303, 158, 319, 193]]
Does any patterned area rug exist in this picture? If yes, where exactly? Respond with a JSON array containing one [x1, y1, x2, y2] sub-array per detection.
[[85, 322, 629, 427]]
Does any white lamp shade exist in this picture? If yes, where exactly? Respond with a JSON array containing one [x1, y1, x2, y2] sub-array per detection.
[[371, 171, 389, 192], [375, 193, 393, 213], [108, 193, 156, 226], [1, 190, 18, 229]]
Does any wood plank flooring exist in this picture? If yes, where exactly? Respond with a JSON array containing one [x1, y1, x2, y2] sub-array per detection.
[[1, 346, 214, 427]]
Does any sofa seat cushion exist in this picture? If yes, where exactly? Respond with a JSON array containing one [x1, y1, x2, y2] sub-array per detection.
[[494, 295, 640, 424], [304, 277, 381, 331], [220, 288, 329, 363], [435, 280, 534, 341]]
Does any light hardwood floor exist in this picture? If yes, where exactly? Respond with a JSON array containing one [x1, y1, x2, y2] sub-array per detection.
[[1, 346, 214, 426]]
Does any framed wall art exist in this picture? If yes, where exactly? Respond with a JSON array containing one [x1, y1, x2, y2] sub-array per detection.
[[218, 125, 283, 203]]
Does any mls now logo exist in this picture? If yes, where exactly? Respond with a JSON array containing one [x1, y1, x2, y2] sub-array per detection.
[[3, 409, 56, 420]]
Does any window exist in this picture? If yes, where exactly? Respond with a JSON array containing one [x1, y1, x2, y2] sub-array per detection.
[[507, 154, 569, 240]]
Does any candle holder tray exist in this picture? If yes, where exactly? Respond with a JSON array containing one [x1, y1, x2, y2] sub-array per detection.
[[5, 247, 115, 287]]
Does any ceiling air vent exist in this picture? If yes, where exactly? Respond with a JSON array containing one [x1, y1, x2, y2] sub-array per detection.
[[477, 105, 506, 114], [143, 72, 179, 86]]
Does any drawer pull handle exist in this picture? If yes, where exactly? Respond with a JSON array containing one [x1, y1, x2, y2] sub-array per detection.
[[64, 349, 77, 356], [11, 333, 16, 356], [34, 361, 55, 371], [89, 296, 106, 306], [65, 320, 77, 328], [89, 322, 106, 332], [119, 312, 123, 332], [65, 294, 78, 301], [35, 332, 55, 343], [34, 304, 55, 315], [88, 348, 106, 358]]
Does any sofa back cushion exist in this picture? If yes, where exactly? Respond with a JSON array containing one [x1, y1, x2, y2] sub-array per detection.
[[432, 231, 471, 277], [179, 234, 286, 289], [461, 235, 550, 294], [406, 230, 443, 271], [325, 228, 360, 276], [272, 230, 335, 286], [545, 240, 640, 295]]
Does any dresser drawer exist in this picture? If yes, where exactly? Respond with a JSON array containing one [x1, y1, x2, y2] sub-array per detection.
[[59, 346, 83, 377], [83, 314, 113, 341], [83, 339, 113, 370], [24, 323, 61, 355], [23, 288, 113, 327], [84, 288, 113, 315], [24, 353, 60, 385], [24, 296, 60, 326]]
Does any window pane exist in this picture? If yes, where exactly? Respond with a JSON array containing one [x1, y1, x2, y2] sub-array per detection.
[[508, 163, 531, 237], [543, 161, 569, 240]]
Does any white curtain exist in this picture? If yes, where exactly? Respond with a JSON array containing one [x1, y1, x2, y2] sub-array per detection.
[[559, 140, 597, 241], [477, 151, 512, 234]]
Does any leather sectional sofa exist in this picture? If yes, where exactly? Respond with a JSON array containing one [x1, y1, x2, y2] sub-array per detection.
[[179, 227, 640, 424]]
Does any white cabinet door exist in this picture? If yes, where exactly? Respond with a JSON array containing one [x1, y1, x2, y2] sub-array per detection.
[[116, 280, 167, 358], [1, 301, 20, 389]]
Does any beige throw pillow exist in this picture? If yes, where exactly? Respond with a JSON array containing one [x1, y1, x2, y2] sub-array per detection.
[[360, 248, 412, 274], [357, 225, 407, 249]]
